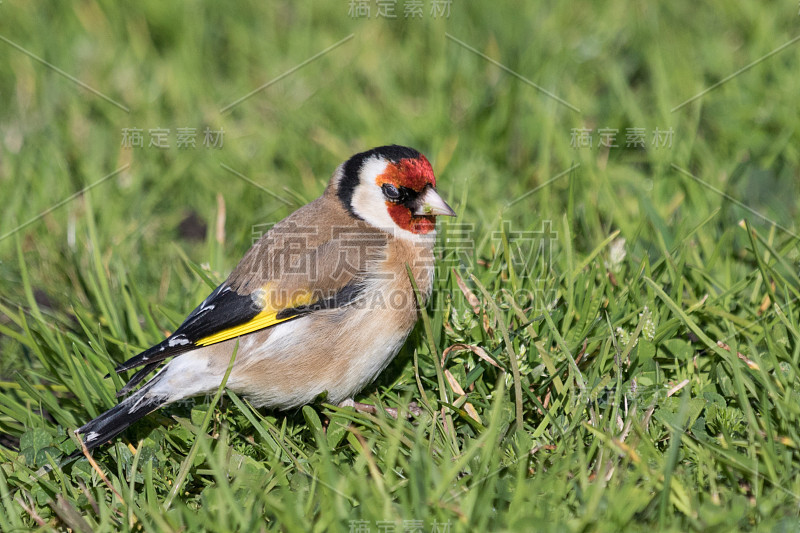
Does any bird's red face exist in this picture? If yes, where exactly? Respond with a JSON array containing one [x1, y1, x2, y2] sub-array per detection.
[[378, 155, 436, 191], [376, 156, 451, 235]]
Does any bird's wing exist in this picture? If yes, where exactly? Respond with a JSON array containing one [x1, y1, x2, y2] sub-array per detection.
[[113, 222, 386, 394]]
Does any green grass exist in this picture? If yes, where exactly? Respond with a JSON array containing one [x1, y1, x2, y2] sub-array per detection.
[[2, 1, 800, 530]]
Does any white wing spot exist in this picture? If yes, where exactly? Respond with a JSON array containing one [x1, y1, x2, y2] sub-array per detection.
[[168, 336, 190, 347]]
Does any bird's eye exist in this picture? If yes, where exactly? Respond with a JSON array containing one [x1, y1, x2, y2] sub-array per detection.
[[382, 184, 402, 201]]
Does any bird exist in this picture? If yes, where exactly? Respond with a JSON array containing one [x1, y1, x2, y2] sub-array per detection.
[[74, 145, 456, 452]]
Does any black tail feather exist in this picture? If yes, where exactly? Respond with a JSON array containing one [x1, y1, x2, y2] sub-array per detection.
[[116, 361, 161, 397], [75, 380, 168, 452]]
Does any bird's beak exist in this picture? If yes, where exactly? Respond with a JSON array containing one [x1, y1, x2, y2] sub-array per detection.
[[413, 187, 457, 217]]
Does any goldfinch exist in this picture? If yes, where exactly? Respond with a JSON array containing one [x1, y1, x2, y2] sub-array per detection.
[[75, 145, 455, 451]]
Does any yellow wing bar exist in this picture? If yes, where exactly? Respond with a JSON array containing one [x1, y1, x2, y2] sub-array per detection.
[[195, 286, 314, 347], [195, 310, 296, 346]]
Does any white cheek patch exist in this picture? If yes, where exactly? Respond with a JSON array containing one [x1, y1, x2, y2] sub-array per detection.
[[350, 158, 392, 227]]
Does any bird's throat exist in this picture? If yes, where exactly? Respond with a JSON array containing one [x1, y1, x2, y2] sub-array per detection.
[[386, 204, 435, 234]]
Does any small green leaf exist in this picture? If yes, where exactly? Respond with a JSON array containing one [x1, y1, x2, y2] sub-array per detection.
[[34, 446, 61, 468], [660, 339, 693, 360], [302, 405, 324, 447], [326, 415, 349, 450], [637, 339, 656, 361], [19, 428, 53, 453], [191, 405, 211, 427]]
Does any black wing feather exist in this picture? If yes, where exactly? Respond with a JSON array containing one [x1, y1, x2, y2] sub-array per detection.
[[114, 283, 259, 374]]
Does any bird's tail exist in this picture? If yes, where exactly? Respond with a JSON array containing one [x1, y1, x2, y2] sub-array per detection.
[[25, 389, 167, 488], [74, 378, 169, 452]]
